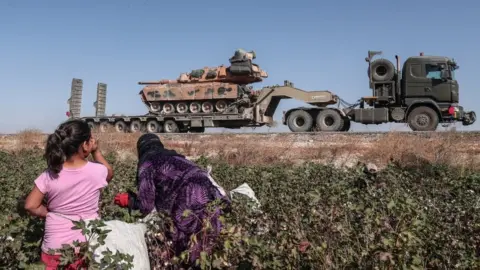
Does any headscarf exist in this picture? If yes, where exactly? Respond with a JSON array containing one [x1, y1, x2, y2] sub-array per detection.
[[136, 133, 185, 164]]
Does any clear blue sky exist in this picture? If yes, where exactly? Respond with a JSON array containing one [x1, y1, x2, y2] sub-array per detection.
[[1, 0, 479, 133]]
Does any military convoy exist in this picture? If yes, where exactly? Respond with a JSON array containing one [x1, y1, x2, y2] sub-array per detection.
[[69, 49, 476, 133]]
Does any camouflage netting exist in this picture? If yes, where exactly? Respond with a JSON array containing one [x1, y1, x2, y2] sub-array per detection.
[[190, 69, 205, 78], [206, 69, 217, 79], [229, 48, 256, 63]]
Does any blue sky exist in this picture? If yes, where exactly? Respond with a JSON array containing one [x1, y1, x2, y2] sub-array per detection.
[[1, 0, 479, 133]]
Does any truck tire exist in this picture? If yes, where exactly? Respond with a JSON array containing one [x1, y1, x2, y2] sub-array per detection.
[[87, 121, 96, 131], [114, 121, 127, 133], [287, 110, 313, 132], [163, 120, 179, 133], [146, 120, 160, 133], [407, 106, 439, 131], [341, 118, 351, 132], [99, 122, 110, 133], [368, 58, 395, 81], [129, 120, 143, 133], [316, 109, 344, 131]]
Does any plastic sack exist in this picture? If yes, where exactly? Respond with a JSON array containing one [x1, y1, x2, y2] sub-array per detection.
[[88, 220, 150, 270], [230, 183, 261, 209], [206, 165, 260, 208], [206, 165, 227, 197]]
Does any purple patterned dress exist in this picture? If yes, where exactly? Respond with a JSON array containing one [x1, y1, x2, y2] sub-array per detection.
[[129, 134, 230, 265]]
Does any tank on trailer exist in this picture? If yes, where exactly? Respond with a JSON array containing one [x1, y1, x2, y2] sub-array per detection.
[[138, 49, 268, 115]]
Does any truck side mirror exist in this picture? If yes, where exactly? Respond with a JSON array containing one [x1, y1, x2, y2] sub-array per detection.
[[440, 70, 451, 80]]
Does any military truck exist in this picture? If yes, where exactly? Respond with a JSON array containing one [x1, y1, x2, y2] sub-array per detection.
[[69, 50, 475, 133], [282, 51, 476, 132]]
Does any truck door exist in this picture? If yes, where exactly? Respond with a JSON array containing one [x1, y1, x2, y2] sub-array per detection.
[[404, 62, 426, 99], [424, 62, 451, 103]]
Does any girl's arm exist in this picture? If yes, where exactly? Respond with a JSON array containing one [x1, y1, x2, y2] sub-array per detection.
[[24, 186, 48, 218], [92, 150, 114, 182]]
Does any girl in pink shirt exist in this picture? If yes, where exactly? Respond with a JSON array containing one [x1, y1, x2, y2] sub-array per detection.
[[24, 119, 114, 269]]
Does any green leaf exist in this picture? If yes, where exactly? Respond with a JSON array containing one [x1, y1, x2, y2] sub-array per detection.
[[387, 200, 396, 209]]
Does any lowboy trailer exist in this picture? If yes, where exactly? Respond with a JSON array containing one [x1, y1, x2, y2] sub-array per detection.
[[68, 50, 475, 133]]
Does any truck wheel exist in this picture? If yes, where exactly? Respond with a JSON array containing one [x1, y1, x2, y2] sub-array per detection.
[[341, 118, 351, 132], [287, 110, 313, 132], [129, 120, 143, 133], [114, 121, 127, 133], [163, 120, 179, 133], [407, 106, 439, 131], [368, 58, 395, 81], [316, 109, 344, 131]]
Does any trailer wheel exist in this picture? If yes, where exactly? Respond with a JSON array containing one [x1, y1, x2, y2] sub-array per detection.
[[316, 109, 344, 131], [146, 120, 160, 133], [163, 120, 179, 133], [407, 106, 439, 131], [114, 121, 127, 133], [287, 110, 313, 132], [129, 120, 143, 133], [368, 58, 395, 81], [99, 122, 110, 133], [87, 121, 96, 132]]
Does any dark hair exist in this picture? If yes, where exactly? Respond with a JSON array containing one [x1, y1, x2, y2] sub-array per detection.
[[44, 119, 91, 175]]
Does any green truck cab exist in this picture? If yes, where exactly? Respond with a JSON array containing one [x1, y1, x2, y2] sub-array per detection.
[[282, 51, 476, 132], [361, 50, 476, 131]]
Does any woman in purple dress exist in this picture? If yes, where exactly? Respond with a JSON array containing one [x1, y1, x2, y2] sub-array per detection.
[[114, 133, 230, 266]]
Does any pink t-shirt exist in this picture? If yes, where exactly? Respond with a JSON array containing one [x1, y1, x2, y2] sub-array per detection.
[[34, 161, 108, 253]]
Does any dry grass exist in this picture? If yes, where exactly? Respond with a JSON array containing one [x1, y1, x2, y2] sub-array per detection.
[[2, 130, 480, 170]]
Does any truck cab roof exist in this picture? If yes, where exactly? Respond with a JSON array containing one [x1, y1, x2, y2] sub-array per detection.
[[405, 55, 453, 63]]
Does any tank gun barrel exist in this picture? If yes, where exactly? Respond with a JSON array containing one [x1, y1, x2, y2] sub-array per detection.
[[138, 79, 176, 85], [138, 81, 162, 85]]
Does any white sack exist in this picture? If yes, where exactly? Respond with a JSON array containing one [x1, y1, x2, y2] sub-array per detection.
[[88, 220, 150, 270]]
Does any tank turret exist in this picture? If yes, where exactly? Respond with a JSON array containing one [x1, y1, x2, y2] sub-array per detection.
[[139, 49, 268, 115]]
